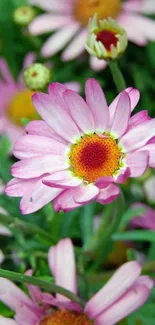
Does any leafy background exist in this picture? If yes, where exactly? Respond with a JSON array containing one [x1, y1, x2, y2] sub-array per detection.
[[0, 0, 155, 324]]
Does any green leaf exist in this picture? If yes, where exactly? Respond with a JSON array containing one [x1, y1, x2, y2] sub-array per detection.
[[112, 230, 155, 242]]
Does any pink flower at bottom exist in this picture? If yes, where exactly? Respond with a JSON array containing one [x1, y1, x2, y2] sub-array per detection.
[[29, 0, 155, 71], [0, 238, 153, 325], [0, 54, 80, 150], [6, 78, 155, 214]]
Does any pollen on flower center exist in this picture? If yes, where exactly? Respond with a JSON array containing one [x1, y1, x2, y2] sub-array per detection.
[[69, 134, 121, 183], [40, 310, 93, 325], [74, 0, 121, 26], [97, 30, 118, 51], [7, 89, 40, 126]]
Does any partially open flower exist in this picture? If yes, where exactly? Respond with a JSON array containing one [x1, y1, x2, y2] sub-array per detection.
[[85, 14, 128, 60], [24, 63, 51, 91], [13, 6, 36, 26]]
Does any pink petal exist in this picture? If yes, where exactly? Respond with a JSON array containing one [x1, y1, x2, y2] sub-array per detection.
[[11, 155, 68, 179], [95, 282, 151, 325], [131, 203, 155, 230], [0, 278, 33, 312], [0, 58, 15, 84], [41, 23, 80, 58], [97, 184, 120, 205], [48, 82, 70, 113], [64, 82, 81, 93], [30, 0, 73, 13], [110, 92, 131, 138], [73, 184, 99, 204], [136, 275, 154, 289], [126, 150, 149, 177], [32, 92, 81, 143], [20, 179, 62, 214], [48, 238, 77, 302], [42, 171, 82, 188], [0, 317, 17, 325], [5, 178, 38, 197], [128, 110, 151, 131], [29, 14, 72, 35], [62, 29, 87, 61], [95, 176, 113, 189], [53, 187, 82, 213], [120, 119, 155, 152], [139, 143, 155, 168], [85, 261, 141, 318], [0, 224, 11, 236], [85, 78, 109, 132], [63, 90, 94, 133], [89, 56, 108, 71], [25, 120, 67, 144], [13, 135, 67, 159], [114, 167, 131, 184], [118, 13, 147, 46], [109, 87, 140, 127]]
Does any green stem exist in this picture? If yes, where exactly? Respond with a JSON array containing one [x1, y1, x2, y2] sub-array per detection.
[[81, 202, 95, 249], [109, 60, 126, 92], [0, 269, 85, 307], [90, 193, 125, 271], [0, 214, 57, 244]]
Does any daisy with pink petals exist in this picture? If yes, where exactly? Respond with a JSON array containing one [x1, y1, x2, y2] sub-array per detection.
[[131, 203, 155, 230], [0, 238, 153, 325], [0, 54, 81, 149], [6, 78, 155, 214], [29, 0, 155, 71]]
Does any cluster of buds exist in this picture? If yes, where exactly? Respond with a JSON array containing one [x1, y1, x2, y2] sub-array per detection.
[[85, 14, 128, 61]]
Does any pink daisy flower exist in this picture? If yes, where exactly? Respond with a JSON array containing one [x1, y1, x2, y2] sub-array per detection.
[[131, 203, 155, 230], [29, 0, 155, 71], [6, 78, 155, 214], [0, 238, 153, 325], [0, 54, 80, 149]]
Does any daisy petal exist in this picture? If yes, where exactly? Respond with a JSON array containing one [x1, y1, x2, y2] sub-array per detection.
[[53, 188, 82, 213], [120, 119, 155, 152], [11, 155, 68, 179], [85, 78, 109, 132], [139, 143, 155, 168], [41, 23, 80, 58], [63, 90, 94, 133], [62, 29, 87, 61], [25, 121, 67, 143], [85, 261, 141, 318], [74, 184, 99, 204], [128, 110, 151, 131], [126, 151, 149, 177], [90, 56, 108, 71], [32, 92, 81, 142], [29, 14, 72, 35], [42, 171, 82, 188], [48, 238, 77, 303], [5, 178, 38, 197], [0, 317, 17, 325], [97, 184, 120, 204], [13, 135, 67, 159], [110, 92, 130, 138]]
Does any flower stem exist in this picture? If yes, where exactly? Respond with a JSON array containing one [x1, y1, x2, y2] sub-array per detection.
[[109, 60, 126, 92], [0, 213, 57, 244], [0, 269, 85, 307]]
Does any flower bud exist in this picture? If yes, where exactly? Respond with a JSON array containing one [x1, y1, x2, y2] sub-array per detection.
[[85, 14, 128, 61], [13, 6, 36, 26], [24, 63, 51, 91]]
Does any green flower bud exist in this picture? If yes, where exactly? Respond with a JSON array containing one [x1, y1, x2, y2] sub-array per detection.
[[24, 63, 51, 91], [85, 14, 128, 61], [13, 6, 36, 26]]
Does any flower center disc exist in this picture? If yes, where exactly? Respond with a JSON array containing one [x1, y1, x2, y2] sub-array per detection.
[[74, 0, 121, 26], [69, 134, 121, 183], [40, 310, 92, 325], [7, 89, 40, 126]]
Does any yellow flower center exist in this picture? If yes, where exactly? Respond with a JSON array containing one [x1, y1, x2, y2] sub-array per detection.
[[40, 310, 93, 325], [7, 89, 40, 126], [69, 134, 121, 183], [74, 0, 121, 26]]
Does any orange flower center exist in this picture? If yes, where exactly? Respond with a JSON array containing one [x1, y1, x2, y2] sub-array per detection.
[[69, 134, 121, 183], [74, 0, 121, 26], [40, 310, 93, 325], [7, 89, 40, 126]]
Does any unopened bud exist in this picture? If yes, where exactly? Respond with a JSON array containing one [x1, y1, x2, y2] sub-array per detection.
[[85, 14, 128, 61], [24, 63, 51, 91], [13, 6, 36, 26]]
